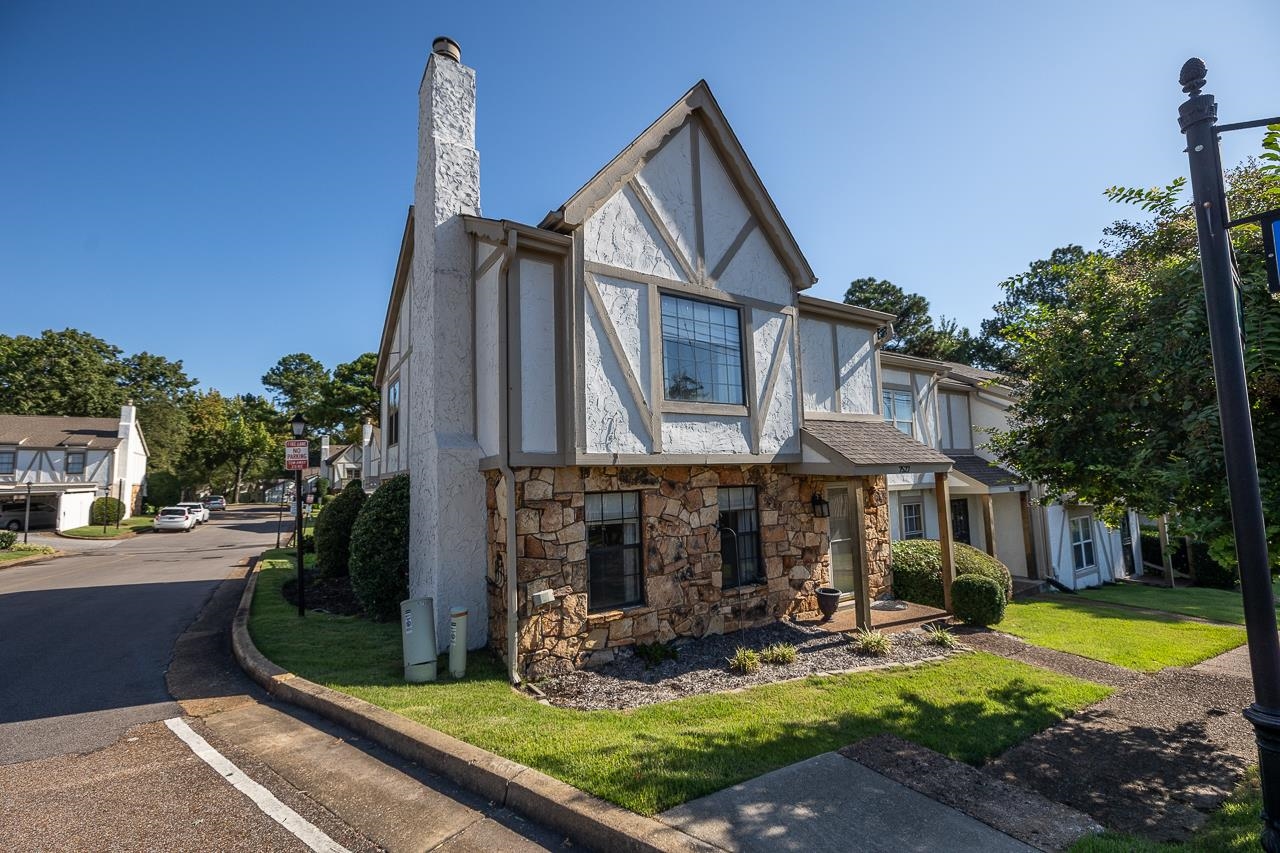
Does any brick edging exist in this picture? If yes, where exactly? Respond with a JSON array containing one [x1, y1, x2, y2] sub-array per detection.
[[230, 561, 721, 853]]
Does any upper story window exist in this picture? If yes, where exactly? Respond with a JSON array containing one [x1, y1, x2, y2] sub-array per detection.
[[585, 492, 643, 611], [660, 294, 744, 405], [0, 449, 14, 475], [939, 391, 972, 450], [718, 486, 761, 587], [66, 451, 86, 475], [387, 379, 401, 447], [882, 389, 914, 436], [1070, 516, 1096, 571]]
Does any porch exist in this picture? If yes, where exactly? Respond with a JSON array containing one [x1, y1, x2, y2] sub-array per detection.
[[795, 599, 950, 635]]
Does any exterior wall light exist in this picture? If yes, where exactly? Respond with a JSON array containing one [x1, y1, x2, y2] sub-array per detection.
[[811, 492, 831, 518]]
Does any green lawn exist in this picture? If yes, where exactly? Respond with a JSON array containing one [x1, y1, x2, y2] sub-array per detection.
[[60, 516, 154, 538], [1072, 768, 1260, 852], [0, 545, 57, 563], [250, 553, 1110, 815], [998, 600, 1247, 672], [1077, 580, 1280, 626]]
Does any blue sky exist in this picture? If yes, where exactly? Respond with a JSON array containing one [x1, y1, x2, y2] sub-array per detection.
[[3, 1, 1278, 398]]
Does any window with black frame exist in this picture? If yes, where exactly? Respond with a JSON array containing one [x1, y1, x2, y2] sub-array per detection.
[[660, 294, 744, 405], [387, 380, 401, 447], [718, 486, 761, 587], [585, 492, 643, 611]]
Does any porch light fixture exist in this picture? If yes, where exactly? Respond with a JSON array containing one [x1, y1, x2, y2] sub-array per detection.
[[811, 492, 831, 518]]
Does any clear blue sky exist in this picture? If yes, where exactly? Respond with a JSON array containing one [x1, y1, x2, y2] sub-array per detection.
[[3, 1, 1278, 398]]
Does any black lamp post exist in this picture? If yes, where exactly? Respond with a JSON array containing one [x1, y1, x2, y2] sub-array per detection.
[[292, 412, 307, 618], [1177, 57, 1280, 851]]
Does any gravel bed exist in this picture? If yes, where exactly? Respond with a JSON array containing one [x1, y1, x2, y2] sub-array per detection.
[[534, 621, 959, 710]]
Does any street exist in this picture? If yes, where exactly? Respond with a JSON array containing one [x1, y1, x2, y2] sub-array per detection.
[[0, 506, 566, 852]]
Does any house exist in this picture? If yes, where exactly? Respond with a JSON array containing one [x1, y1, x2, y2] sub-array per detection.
[[0, 404, 149, 531], [857, 350, 1140, 590], [318, 436, 362, 492], [371, 38, 958, 680], [359, 420, 384, 489]]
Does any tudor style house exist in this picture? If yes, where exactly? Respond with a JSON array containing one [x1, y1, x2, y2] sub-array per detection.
[[0, 405, 149, 531], [373, 39, 957, 681]]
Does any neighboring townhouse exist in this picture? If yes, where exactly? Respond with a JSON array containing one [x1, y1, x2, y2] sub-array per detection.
[[864, 350, 1140, 590], [0, 404, 149, 531], [359, 421, 384, 490], [372, 38, 953, 680], [318, 437, 362, 492]]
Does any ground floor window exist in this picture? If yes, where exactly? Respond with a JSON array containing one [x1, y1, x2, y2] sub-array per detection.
[[718, 486, 761, 587], [1070, 515, 1096, 571], [901, 501, 924, 539], [586, 492, 643, 611], [950, 498, 971, 545]]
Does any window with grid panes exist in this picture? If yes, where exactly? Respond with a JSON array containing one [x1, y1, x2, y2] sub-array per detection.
[[882, 389, 914, 436], [660, 294, 744, 405], [387, 380, 400, 446], [0, 450, 14, 475], [1070, 516, 1096, 571], [718, 486, 761, 587], [66, 451, 86, 475], [585, 492, 644, 610], [901, 501, 924, 539]]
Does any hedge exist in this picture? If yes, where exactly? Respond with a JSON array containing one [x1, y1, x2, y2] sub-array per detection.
[[891, 539, 1013, 610], [90, 497, 126, 526], [315, 480, 366, 579], [952, 574, 1006, 625], [349, 474, 410, 621]]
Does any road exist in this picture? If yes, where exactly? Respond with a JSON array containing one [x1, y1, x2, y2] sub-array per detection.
[[0, 506, 567, 851]]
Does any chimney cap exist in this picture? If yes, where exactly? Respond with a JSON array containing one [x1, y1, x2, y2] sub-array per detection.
[[432, 36, 461, 63]]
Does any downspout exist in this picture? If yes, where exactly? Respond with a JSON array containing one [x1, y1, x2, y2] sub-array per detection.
[[497, 230, 520, 685]]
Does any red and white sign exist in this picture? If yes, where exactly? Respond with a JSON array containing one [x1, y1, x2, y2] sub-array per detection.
[[284, 439, 309, 471]]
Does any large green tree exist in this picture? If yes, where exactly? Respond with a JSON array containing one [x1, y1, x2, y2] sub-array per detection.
[[0, 329, 126, 416], [843, 277, 934, 353], [978, 245, 1089, 374], [990, 158, 1280, 568], [314, 352, 379, 442], [262, 353, 329, 422], [120, 351, 198, 474]]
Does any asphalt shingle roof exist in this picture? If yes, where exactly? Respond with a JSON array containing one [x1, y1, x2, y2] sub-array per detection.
[[0, 415, 122, 449], [803, 419, 953, 468], [946, 453, 1024, 488]]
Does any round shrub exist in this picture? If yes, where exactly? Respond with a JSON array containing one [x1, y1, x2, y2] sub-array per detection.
[[0, 530, 17, 550], [349, 474, 410, 621], [314, 480, 366, 579], [90, 497, 126, 526], [891, 539, 1013, 609], [952, 574, 1006, 625]]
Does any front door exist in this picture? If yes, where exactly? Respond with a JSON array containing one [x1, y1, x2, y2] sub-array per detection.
[[828, 486, 857, 597], [950, 498, 971, 546]]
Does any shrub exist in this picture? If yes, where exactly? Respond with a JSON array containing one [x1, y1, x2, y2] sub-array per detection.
[[314, 480, 366, 579], [146, 472, 182, 509], [89, 497, 126, 526], [727, 647, 761, 674], [1190, 541, 1239, 590], [952, 574, 1006, 626], [0, 530, 16, 550], [760, 642, 798, 665], [634, 642, 679, 669], [923, 623, 957, 648], [349, 474, 410, 621], [851, 628, 891, 656], [891, 539, 1013, 609]]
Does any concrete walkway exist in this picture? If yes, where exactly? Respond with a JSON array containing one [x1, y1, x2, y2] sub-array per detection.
[[660, 752, 1034, 852]]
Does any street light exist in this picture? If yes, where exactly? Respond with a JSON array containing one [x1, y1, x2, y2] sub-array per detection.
[[1177, 57, 1280, 851], [292, 412, 307, 617]]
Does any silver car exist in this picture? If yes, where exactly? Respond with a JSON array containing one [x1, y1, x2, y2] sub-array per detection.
[[0, 499, 58, 532]]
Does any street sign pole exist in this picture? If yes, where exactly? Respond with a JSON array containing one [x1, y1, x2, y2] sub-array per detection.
[[296, 467, 305, 617], [1178, 57, 1280, 851], [284, 438, 310, 618]]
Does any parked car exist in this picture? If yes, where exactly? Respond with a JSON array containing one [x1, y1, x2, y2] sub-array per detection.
[[205, 495, 227, 511], [153, 507, 196, 532], [0, 500, 58, 532], [177, 501, 210, 524]]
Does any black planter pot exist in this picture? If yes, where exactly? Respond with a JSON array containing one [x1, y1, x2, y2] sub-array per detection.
[[816, 587, 841, 621]]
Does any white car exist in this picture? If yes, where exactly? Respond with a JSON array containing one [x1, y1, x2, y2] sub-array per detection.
[[153, 507, 196, 532], [177, 502, 210, 524]]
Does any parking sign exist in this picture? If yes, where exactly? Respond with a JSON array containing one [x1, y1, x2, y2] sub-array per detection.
[[284, 439, 308, 470]]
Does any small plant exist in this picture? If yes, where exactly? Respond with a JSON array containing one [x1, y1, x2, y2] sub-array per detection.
[[0, 530, 17, 550], [924, 623, 957, 648], [727, 647, 761, 674], [851, 628, 891, 657], [952, 574, 1007, 626], [760, 642, 798, 665], [90, 496, 126, 526], [634, 641, 679, 669]]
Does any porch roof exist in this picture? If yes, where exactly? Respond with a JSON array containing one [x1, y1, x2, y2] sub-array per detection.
[[795, 419, 953, 476], [946, 453, 1028, 493]]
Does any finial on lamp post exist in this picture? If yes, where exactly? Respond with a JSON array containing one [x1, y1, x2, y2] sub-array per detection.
[[1179, 58, 1207, 96]]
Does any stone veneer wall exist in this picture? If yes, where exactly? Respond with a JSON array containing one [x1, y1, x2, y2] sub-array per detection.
[[484, 465, 892, 680]]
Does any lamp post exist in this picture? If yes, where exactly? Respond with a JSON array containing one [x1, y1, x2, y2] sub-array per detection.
[[1177, 57, 1280, 851], [292, 412, 307, 618]]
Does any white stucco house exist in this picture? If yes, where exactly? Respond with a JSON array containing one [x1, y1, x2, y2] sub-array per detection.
[[370, 38, 969, 680], [0, 404, 149, 531], [318, 436, 362, 493]]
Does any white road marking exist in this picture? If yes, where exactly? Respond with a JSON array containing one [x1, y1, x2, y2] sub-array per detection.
[[164, 717, 351, 853]]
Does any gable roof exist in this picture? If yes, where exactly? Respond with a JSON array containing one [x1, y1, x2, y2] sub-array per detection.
[[539, 80, 816, 291], [0, 415, 123, 449], [375, 206, 415, 386], [326, 444, 356, 464], [946, 453, 1025, 490]]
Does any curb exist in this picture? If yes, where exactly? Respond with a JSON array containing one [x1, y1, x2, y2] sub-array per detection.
[[231, 562, 721, 853], [0, 550, 64, 570]]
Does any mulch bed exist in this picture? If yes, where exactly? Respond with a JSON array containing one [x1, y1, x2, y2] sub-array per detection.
[[281, 569, 364, 617], [534, 620, 957, 711]]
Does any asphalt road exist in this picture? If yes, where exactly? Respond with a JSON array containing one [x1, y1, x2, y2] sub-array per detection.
[[0, 506, 567, 852]]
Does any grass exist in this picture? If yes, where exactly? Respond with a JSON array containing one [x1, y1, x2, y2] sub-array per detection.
[[998, 600, 1247, 672], [60, 516, 154, 538], [1077, 580, 1280, 626], [0, 544, 58, 563], [1071, 768, 1261, 852], [250, 552, 1110, 815]]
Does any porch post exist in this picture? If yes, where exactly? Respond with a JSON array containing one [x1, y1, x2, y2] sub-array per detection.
[[980, 493, 998, 558], [1019, 492, 1038, 579], [1158, 514, 1175, 588], [935, 473, 955, 612], [852, 479, 872, 630]]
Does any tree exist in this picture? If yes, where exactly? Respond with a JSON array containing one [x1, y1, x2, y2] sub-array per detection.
[[315, 352, 379, 442], [120, 352, 198, 474], [178, 391, 276, 501], [842, 278, 933, 353], [990, 159, 1280, 569], [262, 353, 329, 423], [978, 245, 1089, 374], [0, 329, 125, 416]]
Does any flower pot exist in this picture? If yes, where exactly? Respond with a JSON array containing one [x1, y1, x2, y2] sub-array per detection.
[[816, 587, 842, 621]]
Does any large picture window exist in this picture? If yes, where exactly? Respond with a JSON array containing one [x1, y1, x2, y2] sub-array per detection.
[[1070, 516, 1096, 571], [718, 486, 761, 587], [901, 501, 924, 540], [882, 389, 914, 436], [660, 294, 744, 405], [586, 492, 643, 611], [387, 379, 401, 447]]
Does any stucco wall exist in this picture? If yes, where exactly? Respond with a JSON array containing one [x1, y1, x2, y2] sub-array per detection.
[[970, 392, 1012, 461], [752, 310, 798, 454], [799, 317, 835, 413], [584, 291, 650, 454], [837, 324, 877, 415]]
